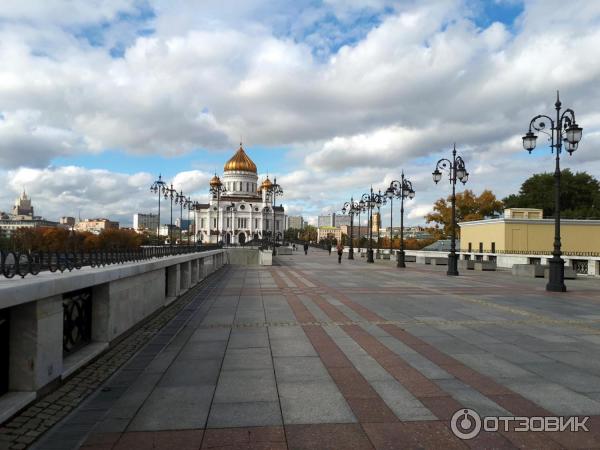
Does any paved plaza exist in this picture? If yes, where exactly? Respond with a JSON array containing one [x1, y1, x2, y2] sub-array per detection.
[[32, 250, 600, 449]]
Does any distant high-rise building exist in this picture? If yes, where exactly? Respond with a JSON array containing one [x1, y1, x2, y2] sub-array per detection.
[[11, 190, 34, 220], [288, 216, 304, 229], [175, 218, 192, 231], [133, 213, 159, 232], [318, 212, 349, 227]]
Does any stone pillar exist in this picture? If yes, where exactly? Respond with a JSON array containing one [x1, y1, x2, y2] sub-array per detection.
[[190, 259, 199, 285], [91, 283, 110, 343], [180, 261, 191, 292], [166, 264, 181, 299], [199, 259, 205, 280], [9, 295, 63, 392], [588, 259, 599, 276]]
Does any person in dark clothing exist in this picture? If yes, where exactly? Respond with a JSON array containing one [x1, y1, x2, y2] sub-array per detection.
[[328, 243, 332, 255], [337, 243, 344, 264], [303, 243, 309, 255]]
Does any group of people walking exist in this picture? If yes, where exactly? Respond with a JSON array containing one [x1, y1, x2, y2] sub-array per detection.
[[294, 241, 344, 262]]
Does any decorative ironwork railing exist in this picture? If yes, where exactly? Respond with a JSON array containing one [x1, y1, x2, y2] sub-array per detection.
[[62, 288, 92, 355], [571, 259, 589, 274], [0, 245, 219, 279], [459, 249, 600, 257]]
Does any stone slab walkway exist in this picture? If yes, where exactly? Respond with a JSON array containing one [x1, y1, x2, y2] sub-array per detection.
[[28, 249, 600, 449]]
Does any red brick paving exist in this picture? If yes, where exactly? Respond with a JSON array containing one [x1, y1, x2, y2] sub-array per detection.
[[285, 424, 374, 450], [113, 429, 204, 450], [202, 426, 287, 449]]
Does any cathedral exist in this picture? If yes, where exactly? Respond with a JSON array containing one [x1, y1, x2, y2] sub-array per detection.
[[195, 144, 286, 245]]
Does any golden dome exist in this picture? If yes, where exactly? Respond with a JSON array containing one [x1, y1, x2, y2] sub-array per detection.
[[259, 176, 272, 193], [224, 143, 257, 173], [209, 174, 222, 187]]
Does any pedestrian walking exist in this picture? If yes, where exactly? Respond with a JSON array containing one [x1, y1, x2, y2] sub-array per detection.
[[303, 243, 309, 255], [328, 243, 332, 255], [293, 243, 296, 251], [337, 243, 344, 264]]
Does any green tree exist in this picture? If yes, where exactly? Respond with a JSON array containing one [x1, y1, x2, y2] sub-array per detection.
[[299, 225, 317, 243], [425, 189, 504, 238], [503, 170, 600, 218]]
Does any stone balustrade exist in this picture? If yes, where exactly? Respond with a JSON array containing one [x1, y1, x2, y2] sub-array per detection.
[[0, 249, 226, 423]]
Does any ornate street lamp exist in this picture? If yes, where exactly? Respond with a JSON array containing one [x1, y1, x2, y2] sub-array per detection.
[[175, 190, 187, 245], [341, 197, 360, 260], [209, 174, 227, 245], [432, 144, 469, 276], [265, 177, 283, 256], [360, 187, 386, 263], [150, 174, 166, 245], [522, 91, 582, 292], [191, 200, 200, 244], [163, 183, 177, 245], [387, 172, 415, 268]]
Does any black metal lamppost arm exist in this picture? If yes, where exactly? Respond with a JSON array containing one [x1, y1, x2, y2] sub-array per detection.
[[360, 188, 386, 263], [521, 92, 582, 292], [432, 144, 469, 276], [341, 198, 359, 260], [150, 174, 167, 244], [266, 177, 283, 256], [163, 184, 177, 246], [387, 172, 415, 268]]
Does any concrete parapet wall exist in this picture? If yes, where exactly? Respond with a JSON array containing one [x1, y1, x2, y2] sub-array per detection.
[[0, 249, 226, 421]]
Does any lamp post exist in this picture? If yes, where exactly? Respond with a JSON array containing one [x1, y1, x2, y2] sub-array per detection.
[[341, 197, 359, 260], [432, 144, 469, 276], [265, 177, 283, 256], [209, 174, 227, 245], [150, 174, 166, 245], [375, 190, 384, 257], [185, 196, 192, 244], [387, 172, 415, 268], [360, 187, 386, 263], [522, 91, 583, 292], [191, 200, 200, 244], [163, 183, 176, 245], [175, 190, 186, 245]]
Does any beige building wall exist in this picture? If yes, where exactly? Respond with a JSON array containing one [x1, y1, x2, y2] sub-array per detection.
[[460, 219, 600, 253]]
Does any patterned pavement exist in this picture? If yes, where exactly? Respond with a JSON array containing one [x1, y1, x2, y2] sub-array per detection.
[[29, 249, 600, 449]]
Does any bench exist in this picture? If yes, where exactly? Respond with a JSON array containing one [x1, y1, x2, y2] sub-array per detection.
[[512, 264, 577, 279], [432, 257, 448, 266]]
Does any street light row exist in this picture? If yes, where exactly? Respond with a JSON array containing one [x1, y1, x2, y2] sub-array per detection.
[[150, 174, 199, 245], [341, 92, 583, 292]]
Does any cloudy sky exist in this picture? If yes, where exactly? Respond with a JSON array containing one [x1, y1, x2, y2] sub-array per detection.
[[1, 0, 599, 227]]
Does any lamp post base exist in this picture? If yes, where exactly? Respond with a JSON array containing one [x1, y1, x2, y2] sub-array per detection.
[[367, 249, 374, 263], [397, 250, 406, 268], [447, 253, 459, 276], [546, 257, 567, 292], [348, 248, 354, 260]]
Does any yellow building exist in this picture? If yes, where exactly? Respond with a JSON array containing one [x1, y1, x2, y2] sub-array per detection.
[[459, 208, 600, 254], [317, 226, 342, 243]]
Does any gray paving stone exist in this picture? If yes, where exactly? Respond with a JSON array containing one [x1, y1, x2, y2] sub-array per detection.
[[273, 357, 331, 382], [189, 327, 231, 342], [452, 353, 535, 378], [520, 361, 600, 394], [213, 369, 278, 403], [270, 338, 318, 357], [278, 381, 356, 424], [178, 340, 228, 360], [159, 359, 221, 387], [127, 385, 214, 431], [222, 347, 273, 370], [504, 380, 600, 416], [435, 379, 511, 417], [370, 380, 436, 421], [207, 401, 282, 428]]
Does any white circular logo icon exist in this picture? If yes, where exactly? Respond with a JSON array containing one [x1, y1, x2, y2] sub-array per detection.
[[451, 408, 482, 440]]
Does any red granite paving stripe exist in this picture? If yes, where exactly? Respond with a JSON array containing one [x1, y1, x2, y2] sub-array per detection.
[[201, 426, 287, 449], [278, 286, 398, 426], [114, 430, 204, 450], [362, 422, 468, 450], [285, 424, 374, 450], [291, 268, 575, 449]]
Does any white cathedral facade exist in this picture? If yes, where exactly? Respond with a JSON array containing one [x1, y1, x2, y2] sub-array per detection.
[[195, 144, 286, 245]]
